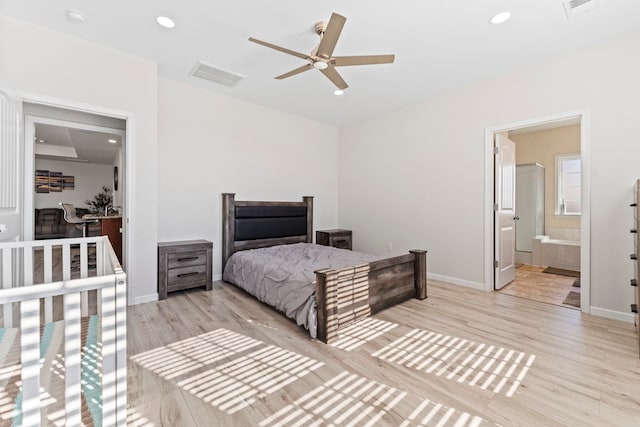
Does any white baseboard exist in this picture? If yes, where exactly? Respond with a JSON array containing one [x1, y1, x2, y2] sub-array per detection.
[[589, 306, 635, 323], [132, 293, 159, 305], [213, 273, 222, 281], [427, 273, 485, 290]]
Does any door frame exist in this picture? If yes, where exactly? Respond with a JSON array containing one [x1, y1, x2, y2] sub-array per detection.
[[24, 115, 126, 242], [483, 109, 591, 313], [19, 91, 136, 304]]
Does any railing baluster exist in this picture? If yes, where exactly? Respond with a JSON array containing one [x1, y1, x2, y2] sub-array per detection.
[[115, 273, 127, 426], [23, 246, 33, 287], [62, 243, 71, 281], [96, 241, 104, 315], [101, 282, 117, 427], [64, 292, 82, 427], [22, 247, 33, 329], [43, 244, 53, 323], [20, 298, 41, 427], [2, 248, 13, 327], [96, 240, 104, 276], [80, 242, 89, 316]]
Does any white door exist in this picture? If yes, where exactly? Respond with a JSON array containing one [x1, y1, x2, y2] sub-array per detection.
[[0, 86, 22, 243], [495, 132, 516, 289]]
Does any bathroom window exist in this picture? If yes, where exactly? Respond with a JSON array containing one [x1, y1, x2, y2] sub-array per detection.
[[556, 154, 581, 215]]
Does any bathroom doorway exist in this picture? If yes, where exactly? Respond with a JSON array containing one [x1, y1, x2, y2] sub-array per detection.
[[503, 122, 581, 308], [485, 110, 590, 312]]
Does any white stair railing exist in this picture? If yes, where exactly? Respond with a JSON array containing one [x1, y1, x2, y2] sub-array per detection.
[[0, 236, 127, 427]]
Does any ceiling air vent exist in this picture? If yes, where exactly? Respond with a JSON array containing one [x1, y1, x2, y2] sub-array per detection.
[[189, 61, 245, 88], [563, 0, 601, 19]]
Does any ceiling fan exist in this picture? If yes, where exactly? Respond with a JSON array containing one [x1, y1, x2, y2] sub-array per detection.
[[249, 12, 395, 91]]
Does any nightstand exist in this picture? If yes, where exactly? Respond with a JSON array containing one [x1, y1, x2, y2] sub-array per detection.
[[316, 229, 352, 250], [158, 240, 212, 300]]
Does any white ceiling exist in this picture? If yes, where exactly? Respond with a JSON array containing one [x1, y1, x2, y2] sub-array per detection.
[[35, 123, 122, 165], [2, 0, 640, 125]]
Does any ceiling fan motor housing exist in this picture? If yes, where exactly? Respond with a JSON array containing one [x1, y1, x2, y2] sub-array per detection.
[[314, 21, 327, 36]]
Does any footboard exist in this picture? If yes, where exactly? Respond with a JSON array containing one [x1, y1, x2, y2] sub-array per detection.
[[315, 249, 427, 343]]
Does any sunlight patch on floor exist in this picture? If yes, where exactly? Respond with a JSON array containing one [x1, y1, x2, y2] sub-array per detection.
[[329, 318, 398, 351], [259, 370, 486, 427], [129, 329, 262, 380], [399, 398, 485, 427], [372, 329, 536, 397], [130, 328, 324, 415], [177, 344, 323, 414], [127, 407, 155, 427]]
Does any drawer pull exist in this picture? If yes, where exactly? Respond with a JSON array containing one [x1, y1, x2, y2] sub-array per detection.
[[631, 279, 637, 287], [632, 304, 638, 314], [178, 256, 199, 262], [631, 229, 638, 234], [177, 272, 200, 278], [631, 254, 638, 260], [632, 203, 637, 207], [334, 239, 347, 243]]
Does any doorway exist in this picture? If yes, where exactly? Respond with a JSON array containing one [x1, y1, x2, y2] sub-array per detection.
[[484, 110, 591, 312], [23, 109, 127, 269]]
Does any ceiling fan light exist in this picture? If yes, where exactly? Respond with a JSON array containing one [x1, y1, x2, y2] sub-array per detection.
[[334, 90, 344, 96], [313, 61, 328, 70]]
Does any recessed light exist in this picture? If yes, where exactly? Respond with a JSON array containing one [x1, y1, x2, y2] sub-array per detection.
[[108, 139, 117, 144], [334, 90, 344, 96], [156, 16, 175, 29], [39, 139, 46, 143], [490, 11, 511, 24], [66, 9, 87, 24]]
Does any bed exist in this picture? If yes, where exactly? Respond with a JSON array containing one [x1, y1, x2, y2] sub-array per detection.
[[222, 193, 427, 344]]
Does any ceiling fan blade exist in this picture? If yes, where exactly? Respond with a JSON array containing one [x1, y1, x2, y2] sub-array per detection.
[[248, 37, 310, 61], [332, 54, 395, 67], [275, 64, 313, 80], [320, 67, 348, 90], [316, 13, 346, 59]]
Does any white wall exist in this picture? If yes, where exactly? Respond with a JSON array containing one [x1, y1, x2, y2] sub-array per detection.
[[157, 78, 339, 278], [0, 15, 158, 304], [339, 31, 640, 316], [34, 159, 112, 210]]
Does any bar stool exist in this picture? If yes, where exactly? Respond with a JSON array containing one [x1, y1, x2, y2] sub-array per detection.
[[59, 203, 98, 237]]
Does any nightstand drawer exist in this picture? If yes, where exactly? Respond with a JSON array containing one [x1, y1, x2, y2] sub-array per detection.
[[330, 235, 352, 250], [316, 229, 353, 250], [168, 265, 208, 286], [168, 251, 207, 269]]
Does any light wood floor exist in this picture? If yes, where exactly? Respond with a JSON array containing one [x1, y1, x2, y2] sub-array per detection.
[[498, 265, 579, 309], [126, 280, 640, 426]]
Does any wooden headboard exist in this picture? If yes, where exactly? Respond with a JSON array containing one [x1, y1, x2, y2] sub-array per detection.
[[221, 193, 313, 270]]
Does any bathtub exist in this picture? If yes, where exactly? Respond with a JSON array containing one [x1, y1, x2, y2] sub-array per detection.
[[531, 235, 580, 271]]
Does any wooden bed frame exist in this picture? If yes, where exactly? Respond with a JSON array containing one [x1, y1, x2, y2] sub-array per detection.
[[222, 193, 427, 344]]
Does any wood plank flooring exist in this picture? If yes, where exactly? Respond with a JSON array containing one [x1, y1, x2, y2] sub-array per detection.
[[126, 280, 640, 426], [498, 264, 579, 309]]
